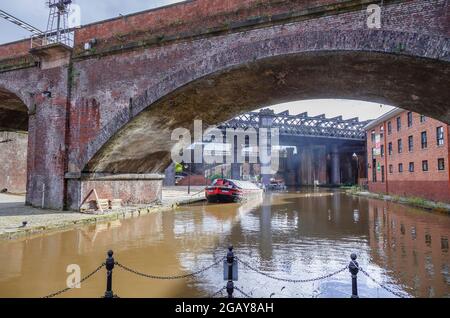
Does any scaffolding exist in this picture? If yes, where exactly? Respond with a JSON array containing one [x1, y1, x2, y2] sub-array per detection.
[[31, 0, 74, 48]]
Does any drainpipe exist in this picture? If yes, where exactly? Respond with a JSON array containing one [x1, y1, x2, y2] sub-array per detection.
[[41, 183, 45, 209], [383, 121, 389, 195]]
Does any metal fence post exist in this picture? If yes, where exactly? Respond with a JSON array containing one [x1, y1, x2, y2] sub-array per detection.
[[226, 245, 234, 298], [104, 250, 115, 298], [349, 253, 359, 298]]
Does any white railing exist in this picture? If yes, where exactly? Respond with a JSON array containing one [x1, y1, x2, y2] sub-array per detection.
[[30, 30, 74, 49]]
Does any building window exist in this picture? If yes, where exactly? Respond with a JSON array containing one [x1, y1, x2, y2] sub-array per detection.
[[398, 139, 403, 153], [422, 160, 428, 172], [397, 117, 401, 131], [438, 158, 445, 171], [371, 130, 376, 142], [381, 165, 385, 183], [381, 145, 384, 157], [421, 131, 427, 149], [408, 136, 413, 152], [407, 112, 413, 127], [388, 142, 392, 155], [398, 163, 403, 173], [437, 126, 444, 146], [387, 121, 392, 135], [372, 147, 376, 157], [409, 162, 414, 172], [420, 115, 426, 123], [389, 164, 393, 173]]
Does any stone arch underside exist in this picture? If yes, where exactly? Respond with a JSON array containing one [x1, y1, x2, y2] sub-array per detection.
[[84, 31, 450, 174], [0, 86, 29, 132]]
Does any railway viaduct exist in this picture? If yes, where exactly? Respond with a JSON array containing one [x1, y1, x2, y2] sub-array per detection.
[[0, 0, 448, 210]]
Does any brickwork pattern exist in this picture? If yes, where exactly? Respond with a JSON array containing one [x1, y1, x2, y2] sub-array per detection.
[[367, 110, 450, 202]]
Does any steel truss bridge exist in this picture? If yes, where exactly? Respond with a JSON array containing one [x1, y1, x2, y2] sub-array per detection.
[[218, 109, 372, 141]]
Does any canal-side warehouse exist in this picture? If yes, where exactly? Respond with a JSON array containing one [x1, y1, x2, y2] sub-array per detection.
[[365, 109, 450, 203]]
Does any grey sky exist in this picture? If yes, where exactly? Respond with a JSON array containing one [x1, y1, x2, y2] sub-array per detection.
[[0, 1, 393, 120]]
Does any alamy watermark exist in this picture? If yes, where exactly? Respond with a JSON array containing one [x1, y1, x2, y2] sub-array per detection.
[[367, 4, 382, 29], [68, 4, 82, 28], [66, 264, 81, 289], [170, 120, 280, 175]]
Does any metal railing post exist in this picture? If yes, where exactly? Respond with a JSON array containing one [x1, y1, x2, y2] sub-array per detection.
[[104, 250, 115, 298], [349, 253, 359, 298], [226, 245, 234, 298]]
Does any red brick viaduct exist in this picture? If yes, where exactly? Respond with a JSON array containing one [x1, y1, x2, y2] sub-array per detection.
[[0, 0, 448, 210]]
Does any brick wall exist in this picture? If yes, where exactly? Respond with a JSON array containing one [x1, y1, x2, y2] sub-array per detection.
[[0, 0, 448, 210], [367, 110, 450, 202], [0, 40, 30, 60], [1, 0, 448, 62], [66, 175, 163, 210], [73, 0, 351, 49], [0, 131, 28, 193]]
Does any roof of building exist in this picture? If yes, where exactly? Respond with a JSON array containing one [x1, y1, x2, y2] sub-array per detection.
[[364, 108, 404, 130]]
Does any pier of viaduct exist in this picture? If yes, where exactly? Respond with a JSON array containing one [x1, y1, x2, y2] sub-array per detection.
[[0, 0, 448, 210]]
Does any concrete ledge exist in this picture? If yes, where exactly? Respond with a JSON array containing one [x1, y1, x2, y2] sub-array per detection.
[[65, 172, 165, 180], [347, 190, 450, 213], [0, 204, 174, 241]]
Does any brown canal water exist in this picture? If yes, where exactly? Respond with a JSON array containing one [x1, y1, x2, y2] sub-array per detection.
[[0, 190, 449, 298]]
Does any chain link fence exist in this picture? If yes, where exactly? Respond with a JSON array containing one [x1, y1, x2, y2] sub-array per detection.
[[234, 286, 252, 298], [115, 257, 224, 280], [40, 249, 410, 299], [359, 267, 408, 298], [208, 286, 226, 298], [236, 257, 348, 283]]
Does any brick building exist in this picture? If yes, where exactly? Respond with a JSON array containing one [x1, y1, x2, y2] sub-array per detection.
[[365, 108, 450, 203]]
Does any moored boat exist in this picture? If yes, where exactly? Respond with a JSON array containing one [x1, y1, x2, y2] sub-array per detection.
[[205, 178, 263, 203]]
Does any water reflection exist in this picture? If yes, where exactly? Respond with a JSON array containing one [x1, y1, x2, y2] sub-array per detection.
[[0, 190, 449, 298]]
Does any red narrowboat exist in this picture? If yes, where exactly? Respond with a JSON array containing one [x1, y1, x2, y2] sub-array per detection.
[[205, 178, 263, 203]]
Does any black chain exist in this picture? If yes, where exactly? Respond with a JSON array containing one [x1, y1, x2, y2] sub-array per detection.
[[234, 286, 252, 298], [208, 286, 226, 298], [115, 257, 224, 280], [43, 263, 105, 298], [237, 257, 348, 283], [359, 267, 408, 298]]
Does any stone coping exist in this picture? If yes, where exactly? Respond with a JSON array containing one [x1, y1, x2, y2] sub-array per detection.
[[65, 172, 165, 180], [347, 190, 450, 213]]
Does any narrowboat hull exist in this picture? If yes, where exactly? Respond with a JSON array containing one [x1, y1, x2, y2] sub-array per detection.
[[205, 184, 263, 203], [206, 193, 240, 203]]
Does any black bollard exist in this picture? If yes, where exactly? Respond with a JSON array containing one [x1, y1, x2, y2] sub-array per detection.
[[226, 245, 234, 298], [348, 253, 359, 298], [104, 250, 115, 298]]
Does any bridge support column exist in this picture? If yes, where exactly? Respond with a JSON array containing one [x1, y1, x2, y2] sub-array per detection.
[[26, 78, 69, 210], [65, 173, 164, 211], [331, 145, 341, 185], [284, 148, 297, 186], [163, 163, 176, 186]]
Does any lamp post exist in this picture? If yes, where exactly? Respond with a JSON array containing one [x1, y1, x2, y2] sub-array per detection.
[[181, 161, 191, 195], [352, 153, 359, 185]]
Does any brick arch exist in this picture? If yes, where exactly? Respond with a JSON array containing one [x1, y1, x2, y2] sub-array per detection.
[[0, 85, 30, 132], [83, 29, 450, 174]]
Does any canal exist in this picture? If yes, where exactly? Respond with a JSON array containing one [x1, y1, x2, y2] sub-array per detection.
[[0, 189, 449, 298]]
